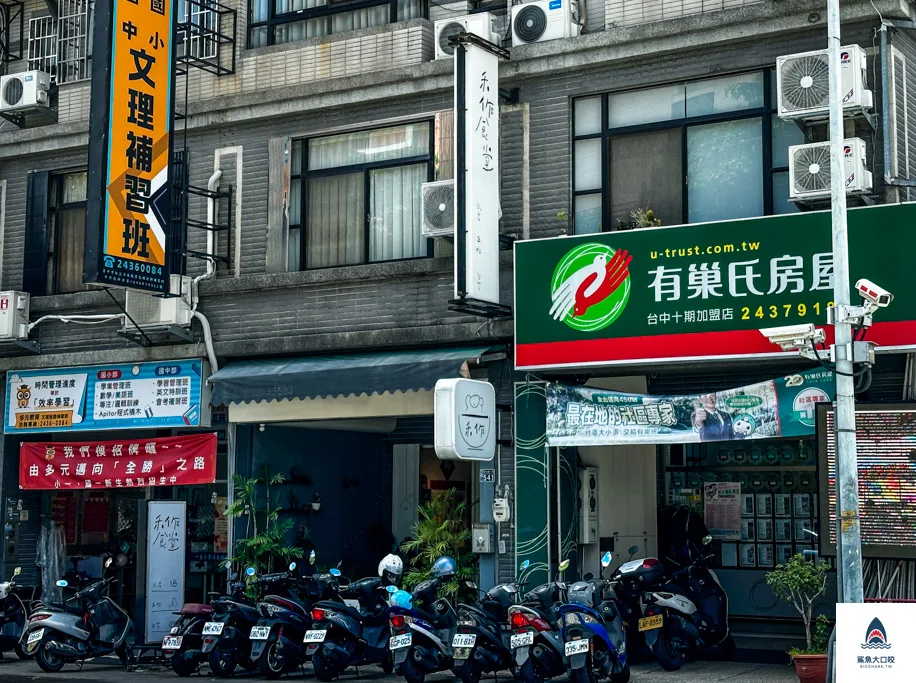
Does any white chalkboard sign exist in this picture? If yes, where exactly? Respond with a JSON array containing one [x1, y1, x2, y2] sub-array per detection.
[[145, 500, 186, 643]]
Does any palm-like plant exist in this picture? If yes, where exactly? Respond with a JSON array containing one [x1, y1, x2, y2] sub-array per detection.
[[400, 490, 477, 603], [224, 467, 303, 575]]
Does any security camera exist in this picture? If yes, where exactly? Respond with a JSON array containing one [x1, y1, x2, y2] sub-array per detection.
[[855, 279, 893, 309], [759, 323, 826, 351]]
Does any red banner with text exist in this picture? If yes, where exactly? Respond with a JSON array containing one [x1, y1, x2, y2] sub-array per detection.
[[20, 433, 217, 490]]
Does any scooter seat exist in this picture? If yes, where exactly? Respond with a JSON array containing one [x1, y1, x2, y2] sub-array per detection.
[[177, 603, 213, 616], [47, 602, 85, 617]]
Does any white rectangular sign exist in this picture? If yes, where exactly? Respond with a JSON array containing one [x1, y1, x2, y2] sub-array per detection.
[[434, 378, 496, 461], [837, 603, 916, 682], [146, 500, 187, 644], [456, 42, 500, 305]]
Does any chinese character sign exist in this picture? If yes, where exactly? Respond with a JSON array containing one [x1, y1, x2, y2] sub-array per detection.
[[514, 203, 916, 369], [455, 41, 500, 305], [85, 0, 175, 292], [545, 369, 835, 446], [19, 433, 216, 490], [5, 361, 208, 433]]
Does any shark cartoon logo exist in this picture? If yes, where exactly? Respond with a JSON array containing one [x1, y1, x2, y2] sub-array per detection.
[[549, 243, 632, 332], [862, 617, 891, 649]]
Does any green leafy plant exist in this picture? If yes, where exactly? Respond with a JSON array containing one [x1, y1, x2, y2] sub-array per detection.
[[400, 489, 477, 604], [223, 467, 303, 577], [766, 553, 830, 653]]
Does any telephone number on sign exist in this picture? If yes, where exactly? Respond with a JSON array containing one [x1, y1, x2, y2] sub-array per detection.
[[113, 260, 163, 275], [740, 302, 834, 321]]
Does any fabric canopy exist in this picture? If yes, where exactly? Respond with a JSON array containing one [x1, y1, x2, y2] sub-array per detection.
[[209, 346, 498, 406]]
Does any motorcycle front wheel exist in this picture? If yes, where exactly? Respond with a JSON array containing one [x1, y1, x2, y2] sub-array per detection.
[[380, 652, 394, 674], [312, 648, 342, 682], [207, 642, 237, 678], [35, 640, 66, 673], [520, 658, 544, 683], [171, 653, 197, 677], [15, 640, 34, 660], [652, 627, 686, 672], [455, 659, 481, 683], [611, 661, 631, 683], [570, 664, 597, 683], [400, 652, 426, 683], [259, 640, 287, 680]]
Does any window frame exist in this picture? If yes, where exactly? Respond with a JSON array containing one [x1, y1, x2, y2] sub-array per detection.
[[290, 119, 436, 271], [572, 69, 795, 233], [248, 0, 404, 48], [47, 169, 88, 295]]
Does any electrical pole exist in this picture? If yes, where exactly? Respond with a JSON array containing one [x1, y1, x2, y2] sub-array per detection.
[[827, 0, 864, 603]]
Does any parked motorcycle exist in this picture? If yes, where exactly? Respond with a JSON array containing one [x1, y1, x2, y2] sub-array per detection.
[[162, 599, 215, 676], [200, 577, 261, 678], [0, 567, 32, 660], [21, 558, 133, 672], [559, 552, 629, 683], [610, 545, 666, 658], [451, 575, 521, 683], [306, 553, 402, 680], [509, 559, 570, 683], [640, 535, 732, 671], [389, 556, 458, 683]]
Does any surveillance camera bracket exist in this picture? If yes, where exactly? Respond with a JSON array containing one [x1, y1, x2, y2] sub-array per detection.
[[827, 303, 876, 327]]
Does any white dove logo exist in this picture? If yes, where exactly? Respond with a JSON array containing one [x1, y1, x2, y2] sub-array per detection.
[[549, 243, 632, 332]]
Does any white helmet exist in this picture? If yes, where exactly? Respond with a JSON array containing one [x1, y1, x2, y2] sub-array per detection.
[[378, 554, 404, 585]]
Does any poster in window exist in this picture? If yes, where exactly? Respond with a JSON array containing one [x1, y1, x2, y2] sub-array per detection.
[[794, 493, 811, 517], [740, 519, 755, 541], [775, 493, 792, 517], [757, 518, 773, 542], [776, 543, 794, 565], [703, 482, 741, 540], [739, 543, 756, 567], [741, 494, 755, 517], [720, 543, 738, 567], [757, 544, 775, 567], [756, 493, 773, 516], [795, 518, 814, 541], [775, 518, 793, 542]]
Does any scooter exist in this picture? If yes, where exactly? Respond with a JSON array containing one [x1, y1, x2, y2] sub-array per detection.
[[610, 545, 667, 659], [560, 552, 629, 683], [21, 558, 133, 672], [451, 575, 522, 683], [389, 558, 458, 683], [200, 577, 261, 678], [163, 599, 215, 676], [0, 567, 33, 660], [640, 535, 732, 671], [306, 573, 396, 679], [509, 559, 570, 683]]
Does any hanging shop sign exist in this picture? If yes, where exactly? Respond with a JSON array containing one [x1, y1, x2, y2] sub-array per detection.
[[546, 368, 835, 446], [84, 0, 176, 292], [434, 378, 496, 461], [5, 360, 210, 433], [19, 433, 217, 491], [515, 203, 916, 370]]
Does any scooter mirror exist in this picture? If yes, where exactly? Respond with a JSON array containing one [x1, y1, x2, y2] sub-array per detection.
[[330, 568, 342, 577], [13, 567, 21, 576], [289, 562, 297, 572], [104, 557, 113, 568], [465, 581, 478, 591], [628, 545, 639, 556], [386, 585, 398, 593], [246, 567, 256, 577], [702, 535, 713, 546], [56, 580, 68, 587], [229, 571, 238, 581], [558, 559, 570, 572], [519, 560, 530, 572], [601, 551, 612, 568], [309, 550, 317, 565]]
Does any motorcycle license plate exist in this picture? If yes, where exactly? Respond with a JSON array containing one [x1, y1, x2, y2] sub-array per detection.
[[389, 634, 412, 650], [304, 630, 327, 643], [564, 639, 589, 656], [27, 628, 44, 645], [250, 626, 271, 640], [638, 614, 663, 632], [511, 632, 534, 649], [203, 622, 224, 636], [162, 636, 183, 650], [452, 634, 476, 648]]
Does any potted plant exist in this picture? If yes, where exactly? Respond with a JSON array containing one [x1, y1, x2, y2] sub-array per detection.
[[766, 553, 831, 683]]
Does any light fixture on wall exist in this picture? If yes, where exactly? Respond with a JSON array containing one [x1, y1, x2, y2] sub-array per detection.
[[311, 493, 322, 512], [259, 424, 266, 432]]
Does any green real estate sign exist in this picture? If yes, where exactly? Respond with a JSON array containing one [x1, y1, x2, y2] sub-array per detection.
[[546, 368, 835, 446], [515, 203, 916, 370]]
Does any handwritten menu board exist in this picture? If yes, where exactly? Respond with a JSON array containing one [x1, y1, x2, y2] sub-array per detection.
[[819, 405, 916, 558], [145, 501, 186, 643]]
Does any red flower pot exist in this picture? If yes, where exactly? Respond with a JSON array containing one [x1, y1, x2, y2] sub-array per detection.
[[793, 654, 828, 683]]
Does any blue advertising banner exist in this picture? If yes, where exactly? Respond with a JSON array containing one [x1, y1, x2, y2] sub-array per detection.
[[6, 360, 209, 433]]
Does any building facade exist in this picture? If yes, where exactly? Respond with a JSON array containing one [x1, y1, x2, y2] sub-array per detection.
[[1, 0, 916, 646]]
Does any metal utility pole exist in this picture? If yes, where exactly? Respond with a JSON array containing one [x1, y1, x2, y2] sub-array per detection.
[[827, 0, 864, 603]]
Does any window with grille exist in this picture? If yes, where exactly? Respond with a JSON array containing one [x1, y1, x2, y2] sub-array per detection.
[[27, 15, 57, 75], [178, 0, 218, 61], [56, 0, 92, 84]]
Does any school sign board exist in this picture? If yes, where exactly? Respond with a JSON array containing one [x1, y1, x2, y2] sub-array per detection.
[[84, 0, 176, 292], [514, 203, 916, 370]]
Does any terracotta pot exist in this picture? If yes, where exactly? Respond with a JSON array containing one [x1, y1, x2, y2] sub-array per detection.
[[793, 653, 828, 683]]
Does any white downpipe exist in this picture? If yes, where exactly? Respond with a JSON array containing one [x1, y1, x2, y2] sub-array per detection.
[[191, 168, 223, 372]]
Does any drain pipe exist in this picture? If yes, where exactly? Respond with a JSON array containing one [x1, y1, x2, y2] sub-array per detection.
[[191, 169, 223, 372]]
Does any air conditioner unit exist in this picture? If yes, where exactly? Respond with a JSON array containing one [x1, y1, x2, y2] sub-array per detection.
[[0, 71, 51, 112], [0, 291, 31, 341], [789, 137, 872, 201], [122, 275, 193, 330], [511, 0, 580, 47], [577, 467, 598, 545], [776, 44, 873, 120], [422, 180, 455, 238], [434, 12, 499, 59]]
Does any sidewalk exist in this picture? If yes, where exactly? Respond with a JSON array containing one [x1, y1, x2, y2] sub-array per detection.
[[0, 656, 797, 682]]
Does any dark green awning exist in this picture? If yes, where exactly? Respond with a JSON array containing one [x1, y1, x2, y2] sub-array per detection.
[[209, 346, 499, 406]]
